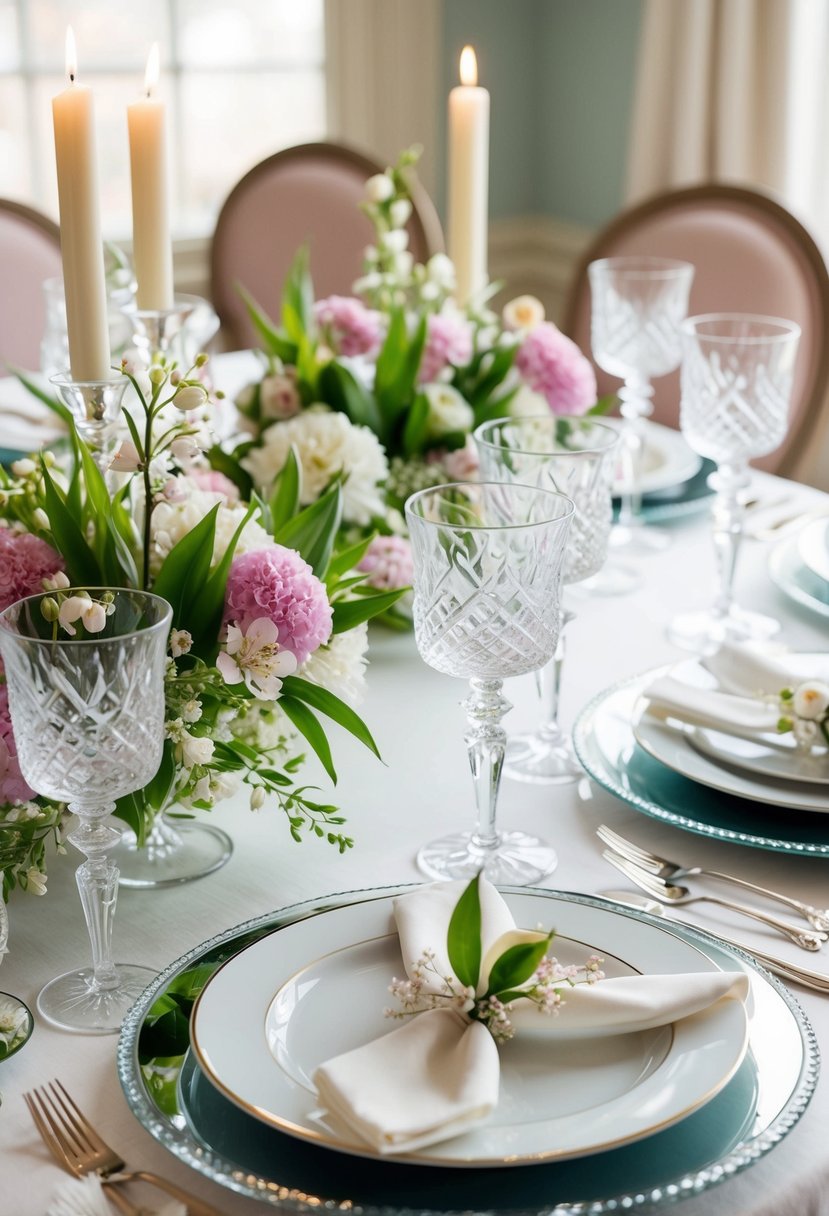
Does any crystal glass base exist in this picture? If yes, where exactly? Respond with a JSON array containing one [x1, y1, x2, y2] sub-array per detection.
[[667, 604, 781, 655], [112, 819, 233, 889], [37, 963, 156, 1034], [578, 561, 641, 597], [416, 830, 558, 885], [609, 523, 670, 555], [504, 729, 582, 784]]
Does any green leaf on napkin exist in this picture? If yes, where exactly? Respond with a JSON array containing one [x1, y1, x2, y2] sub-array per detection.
[[484, 933, 553, 1000], [447, 872, 482, 989]]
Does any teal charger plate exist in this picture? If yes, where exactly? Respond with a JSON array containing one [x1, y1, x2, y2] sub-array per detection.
[[613, 459, 716, 525], [573, 672, 829, 855], [117, 885, 818, 1215]]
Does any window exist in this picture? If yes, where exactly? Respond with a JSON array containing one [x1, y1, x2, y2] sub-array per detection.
[[0, 0, 327, 239]]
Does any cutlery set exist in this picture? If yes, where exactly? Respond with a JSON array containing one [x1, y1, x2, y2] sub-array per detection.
[[598, 823, 829, 991]]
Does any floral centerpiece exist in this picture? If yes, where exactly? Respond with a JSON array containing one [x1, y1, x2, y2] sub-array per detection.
[[0, 351, 406, 899], [224, 149, 607, 611]]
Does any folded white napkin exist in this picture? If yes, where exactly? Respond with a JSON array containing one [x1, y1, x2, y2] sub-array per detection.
[[643, 642, 829, 738], [312, 879, 748, 1155]]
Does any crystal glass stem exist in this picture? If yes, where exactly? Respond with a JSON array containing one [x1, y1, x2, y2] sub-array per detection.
[[129, 296, 197, 360], [709, 461, 750, 625], [463, 678, 511, 855], [50, 375, 128, 490], [537, 609, 568, 741], [616, 375, 653, 532], [69, 802, 122, 990]]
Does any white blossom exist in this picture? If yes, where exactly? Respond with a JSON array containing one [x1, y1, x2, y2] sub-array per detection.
[[422, 383, 474, 441], [503, 294, 545, 332], [365, 172, 395, 203], [150, 488, 272, 572], [301, 622, 369, 708], [792, 680, 829, 720]]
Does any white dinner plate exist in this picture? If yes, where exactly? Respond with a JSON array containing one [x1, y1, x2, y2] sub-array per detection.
[[797, 517, 829, 585], [633, 709, 829, 813], [608, 420, 703, 497], [769, 536, 829, 620], [689, 727, 829, 786], [191, 891, 748, 1168]]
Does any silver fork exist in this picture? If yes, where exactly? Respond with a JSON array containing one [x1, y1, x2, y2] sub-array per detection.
[[601, 848, 828, 951], [24, 1079, 223, 1216], [597, 823, 829, 932]]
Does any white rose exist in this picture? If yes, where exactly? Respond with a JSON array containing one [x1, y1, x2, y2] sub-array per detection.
[[503, 294, 545, 332], [422, 383, 474, 440], [365, 173, 394, 203], [792, 680, 829, 720], [181, 731, 215, 768]]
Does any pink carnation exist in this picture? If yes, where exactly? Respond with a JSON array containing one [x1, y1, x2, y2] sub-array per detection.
[[419, 312, 474, 384], [515, 323, 597, 416], [314, 295, 384, 358], [0, 681, 35, 804], [358, 535, 413, 591], [0, 529, 65, 613], [187, 469, 240, 503], [223, 545, 332, 665]]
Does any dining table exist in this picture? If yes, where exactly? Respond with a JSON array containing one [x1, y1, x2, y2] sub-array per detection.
[[0, 354, 827, 1216]]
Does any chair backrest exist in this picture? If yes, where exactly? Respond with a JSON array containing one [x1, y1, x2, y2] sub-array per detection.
[[0, 199, 62, 373], [210, 141, 444, 351], [562, 184, 829, 476]]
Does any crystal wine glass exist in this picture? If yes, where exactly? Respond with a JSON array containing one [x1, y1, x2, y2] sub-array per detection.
[[0, 589, 172, 1033], [475, 416, 618, 783], [589, 256, 695, 558], [405, 482, 574, 884], [668, 313, 801, 653]]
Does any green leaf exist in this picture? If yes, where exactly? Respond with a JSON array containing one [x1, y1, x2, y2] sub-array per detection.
[[195, 502, 257, 653], [40, 461, 102, 585], [484, 934, 553, 999], [279, 695, 337, 784], [402, 392, 430, 457], [268, 445, 301, 533], [447, 873, 482, 990], [586, 394, 617, 417], [326, 533, 375, 579], [331, 587, 408, 633], [317, 360, 382, 434], [238, 284, 298, 363], [142, 740, 177, 813], [138, 1004, 191, 1062], [75, 437, 138, 586], [113, 792, 147, 846], [152, 502, 219, 625], [12, 368, 74, 426], [281, 246, 316, 345], [275, 482, 342, 576], [281, 675, 381, 759], [205, 444, 253, 500]]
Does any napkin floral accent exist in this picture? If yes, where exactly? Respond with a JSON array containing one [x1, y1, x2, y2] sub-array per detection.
[[776, 680, 829, 751], [386, 873, 604, 1042]]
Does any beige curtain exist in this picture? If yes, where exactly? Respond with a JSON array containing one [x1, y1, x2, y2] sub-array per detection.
[[625, 0, 829, 219]]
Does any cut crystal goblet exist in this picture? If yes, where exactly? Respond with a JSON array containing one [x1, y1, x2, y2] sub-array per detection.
[[0, 589, 172, 1033], [405, 482, 574, 884], [668, 313, 800, 653], [475, 416, 618, 783]]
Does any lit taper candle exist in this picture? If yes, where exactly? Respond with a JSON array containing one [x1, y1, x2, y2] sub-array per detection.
[[447, 45, 490, 306], [127, 43, 175, 310], [51, 26, 111, 381]]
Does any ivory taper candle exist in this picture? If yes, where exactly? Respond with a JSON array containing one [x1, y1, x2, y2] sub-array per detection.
[[127, 43, 175, 311], [51, 26, 111, 380], [447, 45, 490, 306]]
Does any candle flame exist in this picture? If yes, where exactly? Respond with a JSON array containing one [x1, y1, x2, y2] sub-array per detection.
[[65, 26, 77, 83], [459, 45, 477, 87], [144, 43, 160, 96]]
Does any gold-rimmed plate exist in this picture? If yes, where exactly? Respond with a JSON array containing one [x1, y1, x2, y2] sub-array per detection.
[[190, 891, 748, 1167]]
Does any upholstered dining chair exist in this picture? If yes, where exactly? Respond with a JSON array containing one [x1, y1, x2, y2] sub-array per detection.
[[210, 141, 444, 352], [562, 184, 829, 477], [0, 199, 62, 372]]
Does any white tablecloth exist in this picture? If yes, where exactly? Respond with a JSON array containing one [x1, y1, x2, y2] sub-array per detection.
[[0, 366, 827, 1214]]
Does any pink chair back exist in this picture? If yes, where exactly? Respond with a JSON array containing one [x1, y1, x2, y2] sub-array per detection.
[[563, 185, 829, 475], [0, 200, 62, 372], [210, 142, 444, 351]]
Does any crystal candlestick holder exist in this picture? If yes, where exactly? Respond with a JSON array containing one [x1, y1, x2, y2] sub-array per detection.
[[50, 373, 128, 481], [128, 294, 202, 361], [0, 588, 172, 1034]]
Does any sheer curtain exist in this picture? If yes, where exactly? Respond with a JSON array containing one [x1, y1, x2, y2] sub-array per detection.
[[625, 0, 829, 250]]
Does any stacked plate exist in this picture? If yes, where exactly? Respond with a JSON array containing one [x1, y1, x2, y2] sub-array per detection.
[[770, 517, 829, 621], [573, 657, 829, 855], [609, 420, 715, 524], [118, 885, 818, 1214]]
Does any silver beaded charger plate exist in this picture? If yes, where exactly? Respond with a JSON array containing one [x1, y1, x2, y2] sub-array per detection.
[[188, 893, 746, 1166], [573, 671, 829, 854], [117, 885, 818, 1214]]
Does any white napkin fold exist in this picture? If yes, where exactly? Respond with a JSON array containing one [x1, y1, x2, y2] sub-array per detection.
[[642, 642, 829, 738], [312, 879, 748, 1155]]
